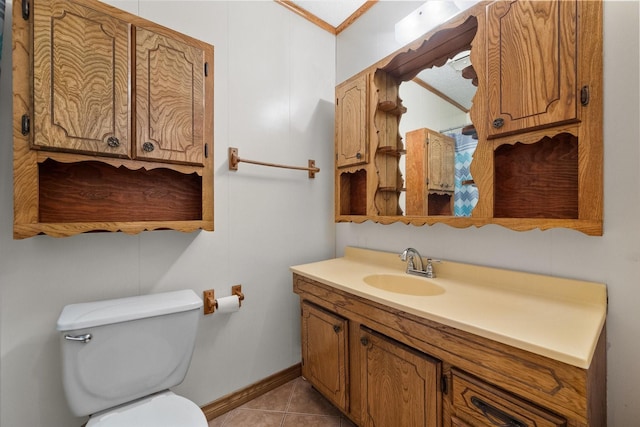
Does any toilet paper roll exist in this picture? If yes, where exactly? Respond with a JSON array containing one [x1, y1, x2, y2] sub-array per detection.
[[216, 295, 240, 313]]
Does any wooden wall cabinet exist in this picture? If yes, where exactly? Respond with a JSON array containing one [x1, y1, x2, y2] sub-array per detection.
[[13, 0, 214, 239], [336, 74, 369, 169], [334, 0, 603, 235], [485, 0, 578, 138], [335, 69, 405, 218], [406, 128, 455, 216], [294, 273, 606, 427]]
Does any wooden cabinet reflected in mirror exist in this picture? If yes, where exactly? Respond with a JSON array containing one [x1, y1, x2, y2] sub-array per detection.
[[334, 0, 602, 236]]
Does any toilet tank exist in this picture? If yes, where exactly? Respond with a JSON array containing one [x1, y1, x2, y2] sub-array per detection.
[[56, 290, 203, 417]]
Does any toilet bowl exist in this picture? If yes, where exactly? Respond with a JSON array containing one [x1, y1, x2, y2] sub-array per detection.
[[57, 290, 207, 427]]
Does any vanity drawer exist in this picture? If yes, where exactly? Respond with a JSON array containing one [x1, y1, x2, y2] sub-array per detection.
[[452, 370, 566, 427]]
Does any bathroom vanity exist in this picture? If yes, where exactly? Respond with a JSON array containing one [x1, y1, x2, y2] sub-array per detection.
[[291, 247, 607, 427]]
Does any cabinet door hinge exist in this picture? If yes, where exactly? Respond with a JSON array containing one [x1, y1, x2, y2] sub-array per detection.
[[204, 62, 209, 77], [204, 143, 209, 158], [440, 374, 448, 394], [21, 114, 30, 136], [22, 0, 30, 20]]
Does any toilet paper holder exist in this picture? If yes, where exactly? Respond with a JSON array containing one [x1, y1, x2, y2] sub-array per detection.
[[203, 285, 244, 315]]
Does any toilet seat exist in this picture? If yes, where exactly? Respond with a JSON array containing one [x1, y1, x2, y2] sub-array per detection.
[[86, 391, 207, 427]]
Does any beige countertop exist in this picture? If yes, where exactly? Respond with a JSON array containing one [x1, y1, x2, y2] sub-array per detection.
[[290, 247, 607, 369]]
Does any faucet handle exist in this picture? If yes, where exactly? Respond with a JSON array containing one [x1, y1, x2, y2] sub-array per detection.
[[425, 258, 440, 278]]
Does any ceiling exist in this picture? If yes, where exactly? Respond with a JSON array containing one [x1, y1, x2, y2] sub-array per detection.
[[283, 0, 476, 112], [289, 0, 369, 28]]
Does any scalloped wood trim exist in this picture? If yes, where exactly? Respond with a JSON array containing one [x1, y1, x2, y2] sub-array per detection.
[[13, 220, 214, 240], [334, 215, 602, 236]]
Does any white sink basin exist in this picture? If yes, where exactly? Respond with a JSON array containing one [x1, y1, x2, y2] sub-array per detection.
[[363, 274, 445, 296]]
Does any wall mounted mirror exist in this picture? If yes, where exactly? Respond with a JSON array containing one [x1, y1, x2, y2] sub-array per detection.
[[335, 0, 603, 235], [398, 49, 478, 217]]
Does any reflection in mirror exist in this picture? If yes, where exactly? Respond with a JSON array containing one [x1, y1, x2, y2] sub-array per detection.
[[398, 50, 479, 217]]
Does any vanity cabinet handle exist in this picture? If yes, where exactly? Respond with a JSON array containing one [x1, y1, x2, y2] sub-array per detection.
[[142, 142, 155, 152], [492, 118, 505, 129], [360, 337, 369, 346], [333, 325, 341, 333], [471, 396, 527, 427]]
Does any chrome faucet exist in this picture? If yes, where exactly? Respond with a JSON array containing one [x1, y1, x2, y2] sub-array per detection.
[[400, 248, 437, 278]]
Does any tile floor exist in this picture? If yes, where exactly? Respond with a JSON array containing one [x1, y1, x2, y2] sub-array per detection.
[[208, 377, 356, 427]]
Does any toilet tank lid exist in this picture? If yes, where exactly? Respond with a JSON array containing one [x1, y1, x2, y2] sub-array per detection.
[[56, 290, 203, 331]]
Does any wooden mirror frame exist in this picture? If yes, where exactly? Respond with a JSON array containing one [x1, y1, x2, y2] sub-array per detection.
[[334, 0, 603, 236]]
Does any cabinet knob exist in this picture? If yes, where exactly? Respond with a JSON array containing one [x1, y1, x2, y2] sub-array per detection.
[[360, 337, 369, 346], [356, 152, 362, 160], [142, 142, 155, 152], [333, 325, 341, 333], [107, 136, 120, 148], [492, 118, 504, 129]]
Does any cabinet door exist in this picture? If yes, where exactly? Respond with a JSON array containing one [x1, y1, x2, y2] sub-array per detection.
[[335, 74, 368, 168], [427, 132, 455, 193], [136, 27, 206, 165], [32, 0, 130, 157], [301, 302, 349, 413], [360, 328, 441, 427], [486, 0, 577, 137]]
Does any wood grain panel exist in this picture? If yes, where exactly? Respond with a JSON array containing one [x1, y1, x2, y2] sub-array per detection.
[[336, 75, 369, 168], [302, 302, 349, 413], [33, 0, 130, 156], [383, 16, 478, 82], [136, 27, 205, 165], [360, 328, 441, 427], [486, 0, 578, 137], [494, 133, 578, 218], [39, 160, 202, 222], [339, 170, 367, 216]]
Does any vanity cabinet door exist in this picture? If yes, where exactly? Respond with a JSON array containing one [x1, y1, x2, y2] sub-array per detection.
[[452, 370, 566, 427], [301, 302, 349, 413], [360, 328, 441, 427], [32, 0, 131, 157], [486, 0, 578, 137], [135, 27, 207, 166], [335, 74, 369, 168]]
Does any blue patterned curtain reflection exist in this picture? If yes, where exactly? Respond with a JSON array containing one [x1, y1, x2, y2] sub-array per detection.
[[444, 129, 479, 217]]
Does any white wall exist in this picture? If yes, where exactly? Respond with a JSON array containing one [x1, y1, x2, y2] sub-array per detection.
[[336, 1, 640, 425], [0, 1, 335, 425]]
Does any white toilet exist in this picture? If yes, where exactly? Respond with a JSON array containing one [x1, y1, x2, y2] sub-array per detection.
[[56, 290, 208, 427]]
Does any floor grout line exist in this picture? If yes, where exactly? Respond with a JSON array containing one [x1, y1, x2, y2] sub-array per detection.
[[209, 377, 355, 427]]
